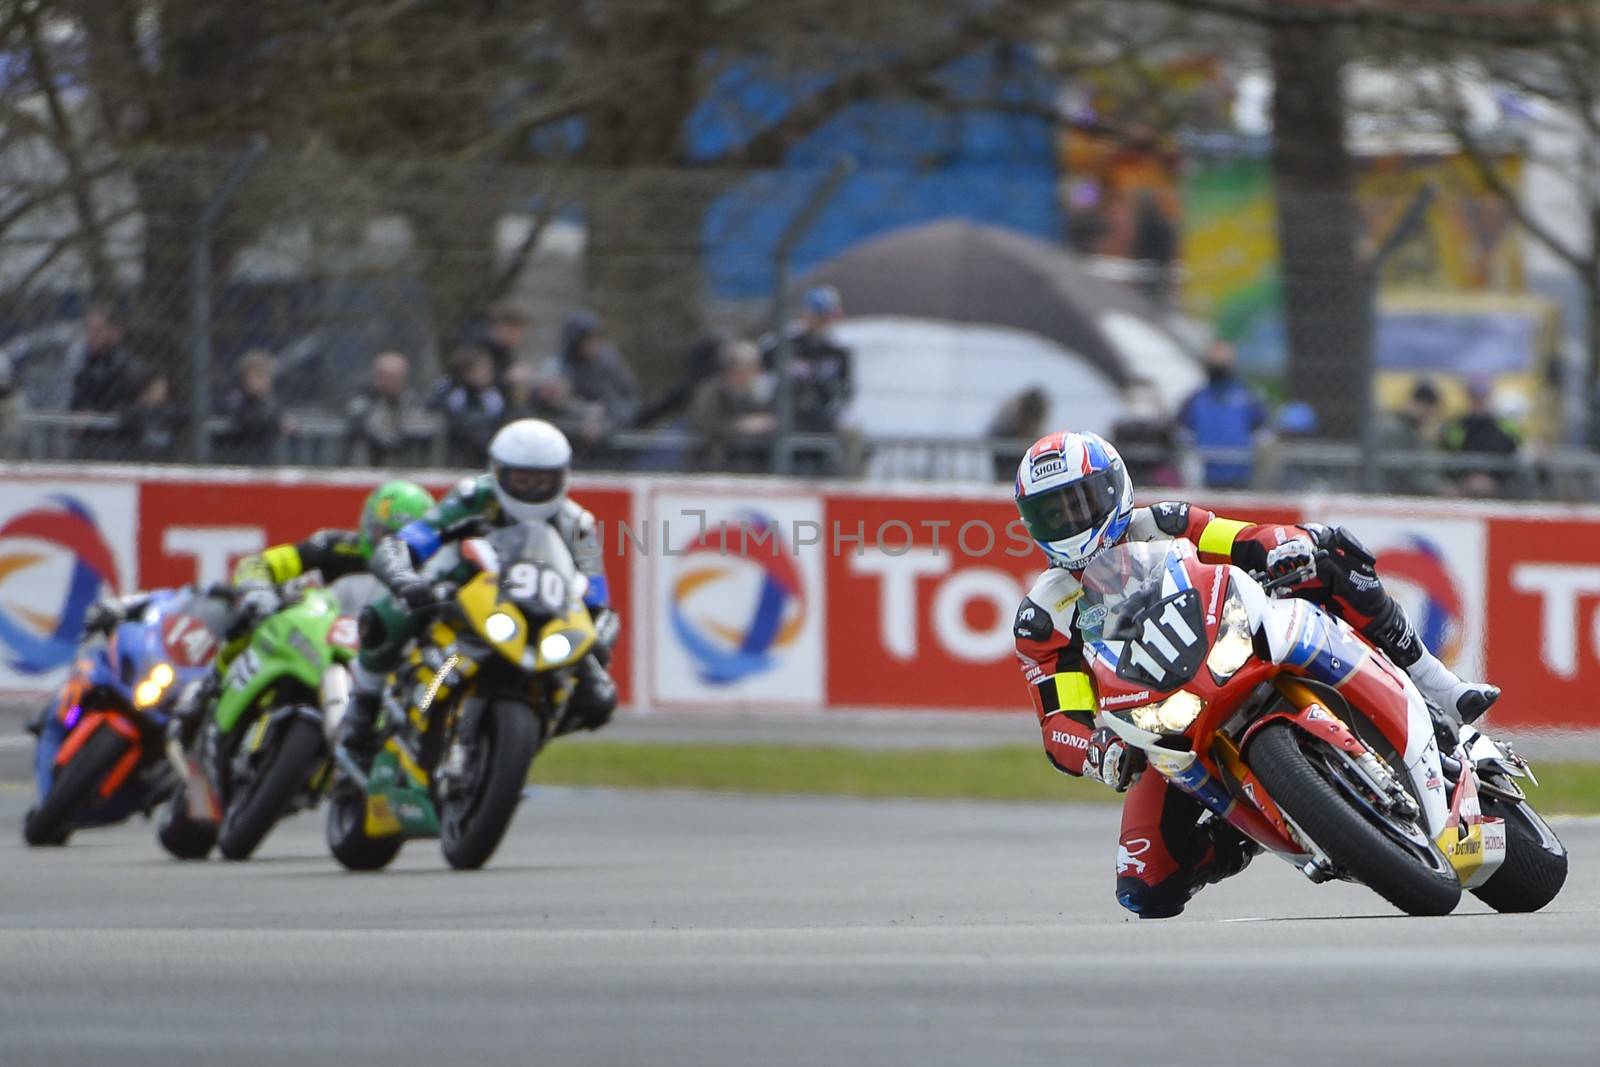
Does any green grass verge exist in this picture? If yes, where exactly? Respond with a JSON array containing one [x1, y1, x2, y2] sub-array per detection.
[[533, 741, 1600, 815]]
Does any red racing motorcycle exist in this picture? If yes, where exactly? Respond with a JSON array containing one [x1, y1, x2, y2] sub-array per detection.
[[1080, 539, 1567, 916]]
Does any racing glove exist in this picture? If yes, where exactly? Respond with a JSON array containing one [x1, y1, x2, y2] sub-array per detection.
[[395, 576, 437, 611], [82, 596, 128, 636], [1264, 536, 1317, 585], [1084, 726, 1144, 792], [227, 586, 283, 639]]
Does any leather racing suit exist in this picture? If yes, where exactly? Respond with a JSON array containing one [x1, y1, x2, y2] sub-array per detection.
[[1013, 501, 1472, 918]]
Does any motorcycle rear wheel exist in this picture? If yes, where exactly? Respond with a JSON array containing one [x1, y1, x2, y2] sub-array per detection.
[[24, 726, 130, 847], [439, 700, 539, 871], [326, 785, 403, 872], [218, 716, 324, 862], [1471, 795, 1567, 913], [1249, 721, 1461, 916]]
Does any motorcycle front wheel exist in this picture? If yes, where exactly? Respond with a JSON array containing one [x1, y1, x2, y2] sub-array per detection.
[[218, 715, 324, 861], [1472, 793, 1568, 913], [439, 700, 539, 871], [24, 725, 130, 847], [1249, 721, 1461, 916]]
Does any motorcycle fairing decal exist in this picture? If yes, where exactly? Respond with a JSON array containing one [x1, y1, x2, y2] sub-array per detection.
[[363, 749, 439, 839], [1281, 605, 1367, 688], [1435, 766, 1508, 888], [1242, 687, 1366, 759], [1148, 747, 1236, 816]]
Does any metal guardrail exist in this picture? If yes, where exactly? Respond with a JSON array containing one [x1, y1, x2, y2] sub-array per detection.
[[6, 411, 1598, 501]]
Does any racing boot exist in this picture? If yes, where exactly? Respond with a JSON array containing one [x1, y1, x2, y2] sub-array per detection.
[[1362, 598, 1499, 728], [167, 674, 218, 751], [338, 687, 383, 762], [557, 655, 618, 736]]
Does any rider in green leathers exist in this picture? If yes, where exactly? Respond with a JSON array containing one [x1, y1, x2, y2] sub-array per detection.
[[169, 481, 435, 745], [339, 419, 620, 754]]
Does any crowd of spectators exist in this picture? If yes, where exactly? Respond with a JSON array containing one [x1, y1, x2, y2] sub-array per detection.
[[313, 288, 852, 474], [5, 291, 1548, 501]]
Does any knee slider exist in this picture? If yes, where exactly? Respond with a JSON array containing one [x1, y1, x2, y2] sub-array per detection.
[[1115, 875, 1189, 919]]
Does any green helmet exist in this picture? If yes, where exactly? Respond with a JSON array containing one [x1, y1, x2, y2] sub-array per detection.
[[358, 480, 434, 558]]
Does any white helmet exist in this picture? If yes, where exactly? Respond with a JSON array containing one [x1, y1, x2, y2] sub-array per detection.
[[1014, 431, 1134, 570], [488, 418, 572, 523]]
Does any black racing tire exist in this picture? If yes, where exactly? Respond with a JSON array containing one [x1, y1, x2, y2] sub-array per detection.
[[439, 701, 539, 871], [1249, 721, 1462, 917], [23, 726, 130, 847], [326, 785, 403, 872], [218, 716, 325, 861], [157, 793, 217, 860], [1471, 795, 1568, 914]]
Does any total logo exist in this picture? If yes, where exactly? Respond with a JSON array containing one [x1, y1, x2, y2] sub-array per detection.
[[0, 495, 122, 675], [1376, 535, 1464, 666], [669, 512, 807, 684]]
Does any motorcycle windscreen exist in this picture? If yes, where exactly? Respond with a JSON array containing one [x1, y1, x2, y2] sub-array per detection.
[[486, 522, 579, 623]]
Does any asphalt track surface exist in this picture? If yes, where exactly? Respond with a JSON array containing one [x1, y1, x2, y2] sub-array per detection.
[[3, 786, 1599, 1067]]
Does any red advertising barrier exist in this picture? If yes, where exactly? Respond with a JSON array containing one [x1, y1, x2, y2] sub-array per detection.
[[3, 464, 1599, 730]]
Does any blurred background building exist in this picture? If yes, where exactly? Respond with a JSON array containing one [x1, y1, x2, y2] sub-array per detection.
[[0, 0, 1595, 500]]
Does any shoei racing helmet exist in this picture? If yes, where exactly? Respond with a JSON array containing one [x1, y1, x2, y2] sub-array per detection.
[[488, 418, 573, 523], [1014, 431, 1134, 570]]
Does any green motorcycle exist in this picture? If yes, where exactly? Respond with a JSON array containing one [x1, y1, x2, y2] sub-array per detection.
[[159, 586, 361, 861]]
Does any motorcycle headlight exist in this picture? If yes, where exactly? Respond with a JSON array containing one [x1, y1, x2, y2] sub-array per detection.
[[1121, 690, 1206, 736], [539, 632, 572, 663], [1205, 589, 1254, 681], [134, 662, 177, 709], [484, 612, 519, 644]]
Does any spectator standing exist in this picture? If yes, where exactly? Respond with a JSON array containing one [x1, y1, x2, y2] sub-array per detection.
[[1176, 341, 1269, 489], [1111, 378, 1181, 487], [1444, 379, 1521, 497], [761, 285, 854, 434], [1131, 191, 1177, 304], [214, 350, 294, 464], [476, 300, 532, 385], [510, 359, 607, 447], [430, 345, 507, 467], [559, 311, 640, 431], [636, 331, 730, 428], [345, 351, 431, 467], [985, 386, 1049, 483], [114, 373, 186, 461], [689, 340, 776, 472], [1375, 379, 1445, 497], [68, 305, 148, 417], [0, 348, 18, 457]]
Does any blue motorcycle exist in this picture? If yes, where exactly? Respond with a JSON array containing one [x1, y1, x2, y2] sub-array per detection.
[[24, 588, 226, 846]]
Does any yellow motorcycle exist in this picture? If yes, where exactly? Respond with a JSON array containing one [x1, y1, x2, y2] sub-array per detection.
[[324, 523, 596, 871]]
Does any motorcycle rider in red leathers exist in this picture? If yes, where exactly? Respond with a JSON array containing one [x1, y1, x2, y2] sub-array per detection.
[[1012, 431, 1500, 919]]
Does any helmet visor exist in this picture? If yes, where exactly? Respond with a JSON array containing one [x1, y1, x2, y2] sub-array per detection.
[[496, 464, 567, 506], [1017, 468, 1122, 545]]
